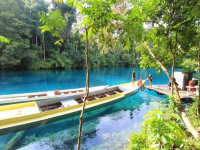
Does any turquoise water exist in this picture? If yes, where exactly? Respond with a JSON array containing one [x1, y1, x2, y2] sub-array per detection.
[[0, 67, 169, 150]]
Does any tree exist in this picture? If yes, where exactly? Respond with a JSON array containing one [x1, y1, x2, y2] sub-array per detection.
[[40, 9, 66, 45], [25, 0, 48, 61], [0, 0, 32, 69], [125, 0, 200, 138], [0, 0, 49, 70], [192, 2, 200, 116], [67, 0, 119, 149]]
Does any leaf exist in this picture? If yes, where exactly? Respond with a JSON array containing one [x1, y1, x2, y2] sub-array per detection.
[[161, 135, 167, 144], [68, 0, 74, 6], [165, 121, 185, 136], [54, 39, 63, 45], [0, 36, 9, 43], [176, 140, 184, 147], [164, 136, 172, 144]]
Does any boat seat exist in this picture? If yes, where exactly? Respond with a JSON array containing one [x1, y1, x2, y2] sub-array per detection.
[[41, 105, 63, 111], [114, 91, 120, 94], [106, 91, 115, 95], [75, 98, 83, 104], [105, 94, 110, 97], [94, 96, 99, 100], [86, 96, 95, 101], [48, 103, 61, 107], [96, 93, 106, 98], [39, 102, 63, 112]]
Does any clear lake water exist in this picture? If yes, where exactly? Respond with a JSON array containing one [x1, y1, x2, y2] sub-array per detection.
[[0, 67, 170, 150]]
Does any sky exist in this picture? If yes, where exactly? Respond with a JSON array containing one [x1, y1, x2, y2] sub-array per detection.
[[44, 0, 51, 2]]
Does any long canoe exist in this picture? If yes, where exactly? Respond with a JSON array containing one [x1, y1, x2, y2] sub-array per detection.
[[0, 80, 146, 136], [0, 85, 108, 105]]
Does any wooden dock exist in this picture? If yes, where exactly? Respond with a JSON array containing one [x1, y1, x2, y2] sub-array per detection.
[[145, 85, 195, 99]]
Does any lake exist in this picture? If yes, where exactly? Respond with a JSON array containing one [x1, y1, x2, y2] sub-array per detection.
[[0, 67, 169, 149]]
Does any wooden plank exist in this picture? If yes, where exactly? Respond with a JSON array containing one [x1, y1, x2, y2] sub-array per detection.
[[145, 85, 195, 99]]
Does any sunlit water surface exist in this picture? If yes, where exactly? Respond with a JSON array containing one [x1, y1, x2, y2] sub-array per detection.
[[0, 67, 169, 150]]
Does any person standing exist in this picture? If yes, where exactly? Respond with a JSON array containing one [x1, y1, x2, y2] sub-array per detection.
[[148, 73, 153, 88], [132, 69, 136, 86]]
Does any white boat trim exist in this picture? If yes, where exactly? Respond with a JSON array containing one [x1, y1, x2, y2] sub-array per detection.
[[0, 85, 108, 105]]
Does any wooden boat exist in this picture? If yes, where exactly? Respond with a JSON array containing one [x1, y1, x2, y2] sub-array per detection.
[[0, 80, 146, 136], [0, 85, 108, 105]]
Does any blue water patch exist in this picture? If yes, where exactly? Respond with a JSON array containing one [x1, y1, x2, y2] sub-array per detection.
[[0, 67, 169, 149], [0, 67, 169, 95]]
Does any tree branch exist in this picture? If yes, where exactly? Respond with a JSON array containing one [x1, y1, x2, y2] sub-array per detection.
[[144, 41, 200, 138]]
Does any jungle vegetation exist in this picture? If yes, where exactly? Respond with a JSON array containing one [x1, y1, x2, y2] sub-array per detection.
[[0, 0, 139, 70]]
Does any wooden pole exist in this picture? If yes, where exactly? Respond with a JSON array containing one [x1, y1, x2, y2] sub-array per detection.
[[77, 27, 90, 150]]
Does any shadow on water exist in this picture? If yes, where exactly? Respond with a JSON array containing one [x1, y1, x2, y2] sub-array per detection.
[[181, 98, 194, 104]]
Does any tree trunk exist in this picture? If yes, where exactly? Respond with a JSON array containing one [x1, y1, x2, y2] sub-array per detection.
[[144, 41, 200, 138], [43, 33, 46, 61], [171, 54, 175, 95], [77, 28, 90, 150], [198, 41, 200, 115], [36, 35, 38, 46]]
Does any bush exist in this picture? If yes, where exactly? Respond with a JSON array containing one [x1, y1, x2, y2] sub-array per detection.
[[128, 99, 200, 150]]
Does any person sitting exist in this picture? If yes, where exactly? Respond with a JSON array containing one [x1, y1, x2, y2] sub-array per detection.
[[189, 78, 195, 92], [168, 78, 178, 90], [137, 79, 144, 87]]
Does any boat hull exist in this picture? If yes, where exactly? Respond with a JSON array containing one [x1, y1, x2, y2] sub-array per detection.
[[0, 86, 108, 106], [0, 86, 141, 136]]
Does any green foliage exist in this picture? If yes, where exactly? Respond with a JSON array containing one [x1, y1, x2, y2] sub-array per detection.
[[0, 0, 141, 70], [122, 54, 132, 66], [121, 0, 200, 72], [39, 10, 66, 45], [181, 58, 198, 72], [188, 96, 200, 129], [128, 99, 199, 150], [0, 36, 9, 43], [0, 0, 32, 69], [129, 132, 147, 150]]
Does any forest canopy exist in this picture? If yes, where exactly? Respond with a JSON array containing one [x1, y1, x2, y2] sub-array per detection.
[[0, 0, 139, 70]]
